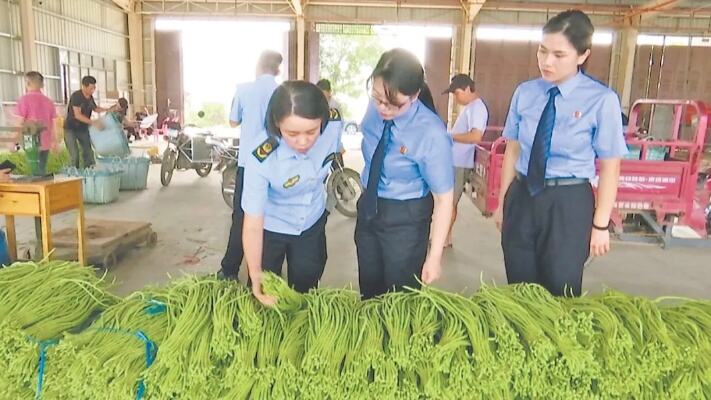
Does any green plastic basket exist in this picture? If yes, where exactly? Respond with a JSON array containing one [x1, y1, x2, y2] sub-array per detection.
[[624, 145, 668, 161], [96, 156, 150, 190], [63, 167, 122, 204]]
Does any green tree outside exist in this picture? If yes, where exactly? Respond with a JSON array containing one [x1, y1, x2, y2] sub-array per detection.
[[319, 34, 384, 120], [186, 102, 227, 128]]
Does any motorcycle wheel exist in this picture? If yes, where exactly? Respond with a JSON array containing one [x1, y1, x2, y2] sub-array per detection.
[[195, 163, 212, 177], [160, 148, 177, 187], [327, 168, 362, 218], [222, 166, 238, 209]]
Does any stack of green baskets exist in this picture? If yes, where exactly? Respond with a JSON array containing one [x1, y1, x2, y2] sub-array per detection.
[[624, 145, 669, 161], [63, 167, 122, 204], [96, 156, 150, 190]]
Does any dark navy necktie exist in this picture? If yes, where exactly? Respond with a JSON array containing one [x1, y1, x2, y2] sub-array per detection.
[[363, 120, 394, 220], [527, 86, 560, 196]]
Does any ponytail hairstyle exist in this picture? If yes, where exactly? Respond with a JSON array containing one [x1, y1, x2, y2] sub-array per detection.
[[265, 81, 330, 137], [367, 48, 437, 115]]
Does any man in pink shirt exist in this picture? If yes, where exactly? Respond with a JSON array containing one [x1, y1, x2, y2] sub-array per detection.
[[16, 71, 57, 175]]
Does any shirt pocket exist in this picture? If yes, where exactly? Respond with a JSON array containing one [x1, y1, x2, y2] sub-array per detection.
[[517, 106, 545, 148], [553, 114, 595, 157]]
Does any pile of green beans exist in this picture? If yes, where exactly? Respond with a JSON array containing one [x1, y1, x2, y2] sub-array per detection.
[[1, 261, 709, 399]]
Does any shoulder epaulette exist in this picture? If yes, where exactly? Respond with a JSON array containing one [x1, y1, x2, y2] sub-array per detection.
[[252, 136, 279, 162]]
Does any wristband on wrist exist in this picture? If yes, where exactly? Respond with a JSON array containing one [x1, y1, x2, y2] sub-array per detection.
[[592, 221, 611, 231]]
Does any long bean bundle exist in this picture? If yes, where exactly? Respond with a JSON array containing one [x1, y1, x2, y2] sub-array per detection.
[[0, 260, 115, 398], [2, 266, 711, 399]]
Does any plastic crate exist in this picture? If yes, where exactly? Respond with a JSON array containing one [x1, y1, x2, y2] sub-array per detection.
[[97, 156, 150, 190], [63, 167, 122, 204], [625, 145, 668, 161]]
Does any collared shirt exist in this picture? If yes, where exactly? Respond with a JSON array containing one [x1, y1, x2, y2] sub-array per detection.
[[64, 90, 97, 133], [450, 97, 488, 168], [16, 91, 56, 150], [360, 99, 454, 200], [230, 74, 279, 167], [502, 71, 628, 179], [242, 120, 343, 235]]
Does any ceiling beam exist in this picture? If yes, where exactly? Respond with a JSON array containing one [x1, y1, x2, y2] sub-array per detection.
[[288, 0, 304, 15], [461, 0, 486, 21], [625, 0, 679, 21], [112, 0, 134, 12]]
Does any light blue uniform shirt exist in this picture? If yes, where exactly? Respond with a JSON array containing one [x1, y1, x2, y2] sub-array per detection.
[[241, 120, 343, 235], [502, 71, 628, 179], [360, 100, 454, 200], [230, 74, 279, 167], [451, 97, 488, 168]]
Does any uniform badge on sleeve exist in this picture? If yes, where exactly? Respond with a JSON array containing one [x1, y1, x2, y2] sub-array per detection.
[[283, 175, 300, 189], [252, 136, 279, 162], [329, 108, 342, 121]]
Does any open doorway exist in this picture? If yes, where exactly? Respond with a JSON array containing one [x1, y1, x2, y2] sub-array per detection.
[[154, 19, 290, 134], [313, 23, 453, 151]]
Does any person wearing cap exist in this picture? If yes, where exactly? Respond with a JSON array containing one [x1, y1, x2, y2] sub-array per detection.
[[442, 74, 489, 247], [494, 10, 626, 297]]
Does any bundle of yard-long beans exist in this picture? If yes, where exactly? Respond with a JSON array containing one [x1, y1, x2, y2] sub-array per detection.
[[2, 262, 710, 399], [259, 273, 711, 400], [0, 260, 116, 398], [41, 288, 173, 400], [142, 276, 250, 399]]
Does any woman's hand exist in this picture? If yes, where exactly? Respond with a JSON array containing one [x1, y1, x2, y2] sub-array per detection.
[[421, 257, 442, 285], [251, 277, 277, 307], [590, 228, 611, 257]]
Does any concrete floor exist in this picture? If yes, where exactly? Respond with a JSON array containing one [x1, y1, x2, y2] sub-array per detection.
[[3, 152, 710, 299]]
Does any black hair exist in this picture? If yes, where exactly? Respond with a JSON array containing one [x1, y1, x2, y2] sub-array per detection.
[[265, 81, 330, 137], [257, 50, 283, 76], [25, 71, 44, 86], [316, 79, 332, 92], [118, 97, 129, 116], [81, 75, 97, 86], [543, 10, 594, 55], [368, 48, 437, 115]]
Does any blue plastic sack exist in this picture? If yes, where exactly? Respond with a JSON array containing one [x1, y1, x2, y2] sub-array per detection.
[[89, 113, 131, 158], [0, 230, 10, 265]]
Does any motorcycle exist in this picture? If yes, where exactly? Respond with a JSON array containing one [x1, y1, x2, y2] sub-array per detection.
[[205, 136, 240, 208], [326, 152, 363, 218], [159, 117, 214, 187]]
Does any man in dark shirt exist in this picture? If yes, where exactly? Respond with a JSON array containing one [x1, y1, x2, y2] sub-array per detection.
[[64, 75, 116, 168]]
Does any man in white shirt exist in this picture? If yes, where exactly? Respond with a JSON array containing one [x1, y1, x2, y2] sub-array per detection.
[[442, 74, 489, 247], [316, 79, 342, 113]]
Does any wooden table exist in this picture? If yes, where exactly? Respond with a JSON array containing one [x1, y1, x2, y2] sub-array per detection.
[[0, 177, 86, 265]]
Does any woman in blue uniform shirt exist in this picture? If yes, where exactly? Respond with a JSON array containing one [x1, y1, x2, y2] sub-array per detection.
[[494, 10, 628, 296], [242, 81, 343, 306], [356, 48, 454, 299]]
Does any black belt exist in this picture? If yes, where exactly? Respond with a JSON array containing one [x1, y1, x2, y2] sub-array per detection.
[[516, 172, 589, 187]]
